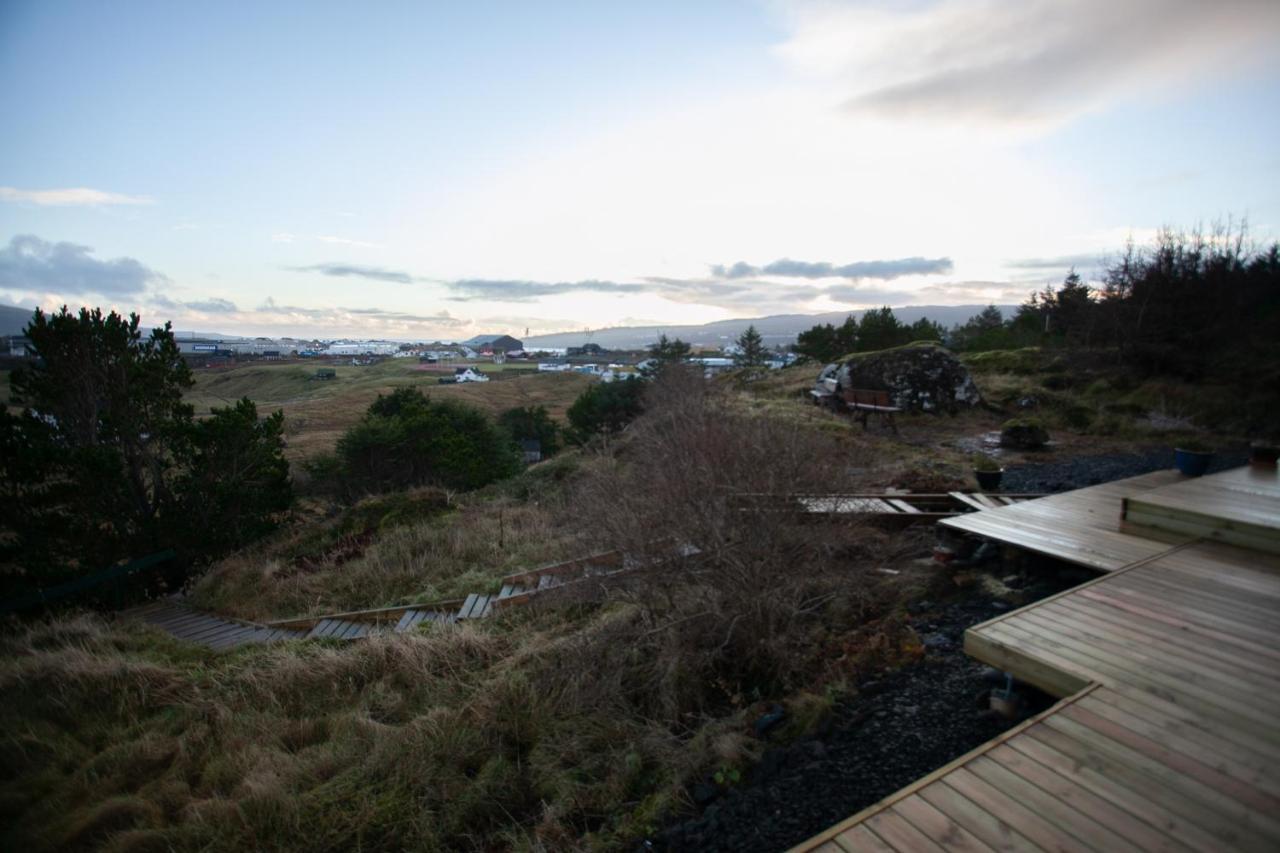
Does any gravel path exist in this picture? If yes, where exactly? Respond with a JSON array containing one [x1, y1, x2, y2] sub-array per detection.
[[647, 592, 1062, 853], [1000, 446, 1247, 493]]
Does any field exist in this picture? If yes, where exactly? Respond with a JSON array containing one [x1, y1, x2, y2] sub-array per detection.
[[186, 360, 593, 461]]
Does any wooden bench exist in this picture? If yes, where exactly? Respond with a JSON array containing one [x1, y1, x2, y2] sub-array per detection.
[[841, 388, 900, 432]]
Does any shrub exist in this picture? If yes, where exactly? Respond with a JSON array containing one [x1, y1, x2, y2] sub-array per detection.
[[1000, 417, 1049, 449], [336, 388, 520, 494], [567, 376, 645, 440]]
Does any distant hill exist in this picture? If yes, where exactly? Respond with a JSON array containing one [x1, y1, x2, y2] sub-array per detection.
[[0, 304, 33, 336], [523, 305, 1017, 350]]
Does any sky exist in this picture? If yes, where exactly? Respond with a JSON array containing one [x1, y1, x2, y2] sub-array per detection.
[[1, 0, 1278, 340]]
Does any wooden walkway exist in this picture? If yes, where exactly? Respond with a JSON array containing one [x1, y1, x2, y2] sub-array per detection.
[[940, 470, 1189, 571], [794, 466, 1280, 852], [121, 549, 633, 650]]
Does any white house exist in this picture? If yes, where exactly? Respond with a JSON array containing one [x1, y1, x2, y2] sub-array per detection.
[[455, 367, 489, 383]]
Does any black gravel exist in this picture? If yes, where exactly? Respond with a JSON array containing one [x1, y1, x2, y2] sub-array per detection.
[[1000, 446, 1248, 494], [645, 451, 1248, 852], [646, 592, 1065, 853]]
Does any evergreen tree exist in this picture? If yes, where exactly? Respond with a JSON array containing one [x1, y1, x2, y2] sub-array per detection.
[[641, 334, 691, 377], [0, 307, 291, 589], [498, 405, 561, 458], [567, 376, 645, 439], [336, 388, 520, 493], [733, 324, 768, 369], [855, 306, 906, 352], [793, 315, 858, 362]]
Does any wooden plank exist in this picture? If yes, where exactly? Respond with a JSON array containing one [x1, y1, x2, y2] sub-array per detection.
[[1044, 597, 1280, 680], [941, 768, 1093, 852], [831, 824, 896, 852], [948, 492, 991, 512], [1060, 704, 1280, 815], [885, 498, 921, 514], [980, 622, 1278, 734], [863, 809, 947, 852], [1076, 693, 1280, 796], [1042, 714, 1280, 842], [916, 779, 1037, 852], [967, 755, 1140, 851], [1029, 596, 1280, 686], [985, 742, 1185, 852], [1026, 724, 1275, 850], [888, 797, 993, 852], [1011, 722, 1244, 852]]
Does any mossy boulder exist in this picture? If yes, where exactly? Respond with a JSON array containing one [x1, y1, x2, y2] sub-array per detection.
[[1000, 417, 1049, 449], [834, 344, 982, 413]]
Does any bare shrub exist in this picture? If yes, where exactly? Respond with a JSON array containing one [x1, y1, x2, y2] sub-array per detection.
[[569, 367, 903, 710]]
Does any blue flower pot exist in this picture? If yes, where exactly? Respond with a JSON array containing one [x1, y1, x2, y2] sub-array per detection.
[[1174, 448, 1212, 477]]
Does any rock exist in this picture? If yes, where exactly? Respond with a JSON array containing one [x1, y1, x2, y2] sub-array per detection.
[[692, 782, 719, 804], [753, 704, 786, 737], [1001, 574, 1021, 587], [922, 633, 952, 649], [908, 599, 934, 614], [1000, 418, 1050, 449], [834, 344, 982, 413]]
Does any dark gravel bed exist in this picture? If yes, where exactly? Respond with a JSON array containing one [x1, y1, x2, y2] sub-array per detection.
[[646, 590, 1066, 853], [1000, 446, 1248, 493]]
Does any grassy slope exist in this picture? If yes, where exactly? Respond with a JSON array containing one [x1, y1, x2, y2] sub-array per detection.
[[3, 347, 1236, 852]]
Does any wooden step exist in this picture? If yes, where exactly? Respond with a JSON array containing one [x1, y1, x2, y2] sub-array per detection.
[[306, 618, 372, 640], [457, 593, 492, 620]]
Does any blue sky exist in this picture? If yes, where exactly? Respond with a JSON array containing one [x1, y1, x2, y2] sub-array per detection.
[[2, 0, 1278, 339]]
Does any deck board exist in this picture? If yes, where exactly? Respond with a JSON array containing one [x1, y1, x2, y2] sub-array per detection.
[[792, 469, 1280, 852]]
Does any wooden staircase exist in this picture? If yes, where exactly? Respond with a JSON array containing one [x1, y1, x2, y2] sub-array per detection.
[[121, 549, 631, 650]]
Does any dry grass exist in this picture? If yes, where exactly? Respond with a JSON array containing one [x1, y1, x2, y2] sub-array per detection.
[[4, 368, 972, 851], [188, 484, 590, 621], [186, 361, 591, 462]]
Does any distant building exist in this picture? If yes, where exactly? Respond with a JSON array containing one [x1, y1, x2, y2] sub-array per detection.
[[519, 439, 542, 464], [5, 336, 32, 358], [567, 343, 605, 356], [461, 334, 523, 354], [454, 367, 489, 383]]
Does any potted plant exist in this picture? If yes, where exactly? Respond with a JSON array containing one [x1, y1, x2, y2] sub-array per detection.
[[1174, 438, 1214, 477], [1250, 441, 1278, 469], [973, 453, 1004, 491]]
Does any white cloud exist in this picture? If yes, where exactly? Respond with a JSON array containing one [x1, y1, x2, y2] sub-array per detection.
[[0, 186, 154, 206], [776, 0, 1280, 127]]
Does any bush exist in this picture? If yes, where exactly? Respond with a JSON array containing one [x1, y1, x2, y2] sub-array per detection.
[[336, 388, 520, 494], [497, 405, 561, 458], [567, 376, 645, 440], [1000, 417, 1049, 449]]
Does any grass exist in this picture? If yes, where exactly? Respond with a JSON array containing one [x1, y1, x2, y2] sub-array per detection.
[[186, 360, 592, 462]]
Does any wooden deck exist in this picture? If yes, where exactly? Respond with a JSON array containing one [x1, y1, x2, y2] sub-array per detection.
[[793, 467, 1280, 852], [1122, 465, 1280, 554], [939, 470, 1189, 571]]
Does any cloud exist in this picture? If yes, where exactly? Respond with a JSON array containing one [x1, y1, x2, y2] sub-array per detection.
[[711, 256, 953, 280], [288, 263, 416, 284], [1005, 253, 1105, 271], [822, 285, 918, 305], [183, 297, 239, 313], [0, 234, 166, 296], [316, 235, 383, 249], [257, 296, 466, 326], [446, 279, 649, 302], [779, 0, 1280, 126], [0, 186, 154, 206]]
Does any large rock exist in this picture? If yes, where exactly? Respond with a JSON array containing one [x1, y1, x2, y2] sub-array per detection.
[[834, 344, 982, 413]]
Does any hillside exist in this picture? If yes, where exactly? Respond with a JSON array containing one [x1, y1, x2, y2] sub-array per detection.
[[524, 305, 1016, 350]]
